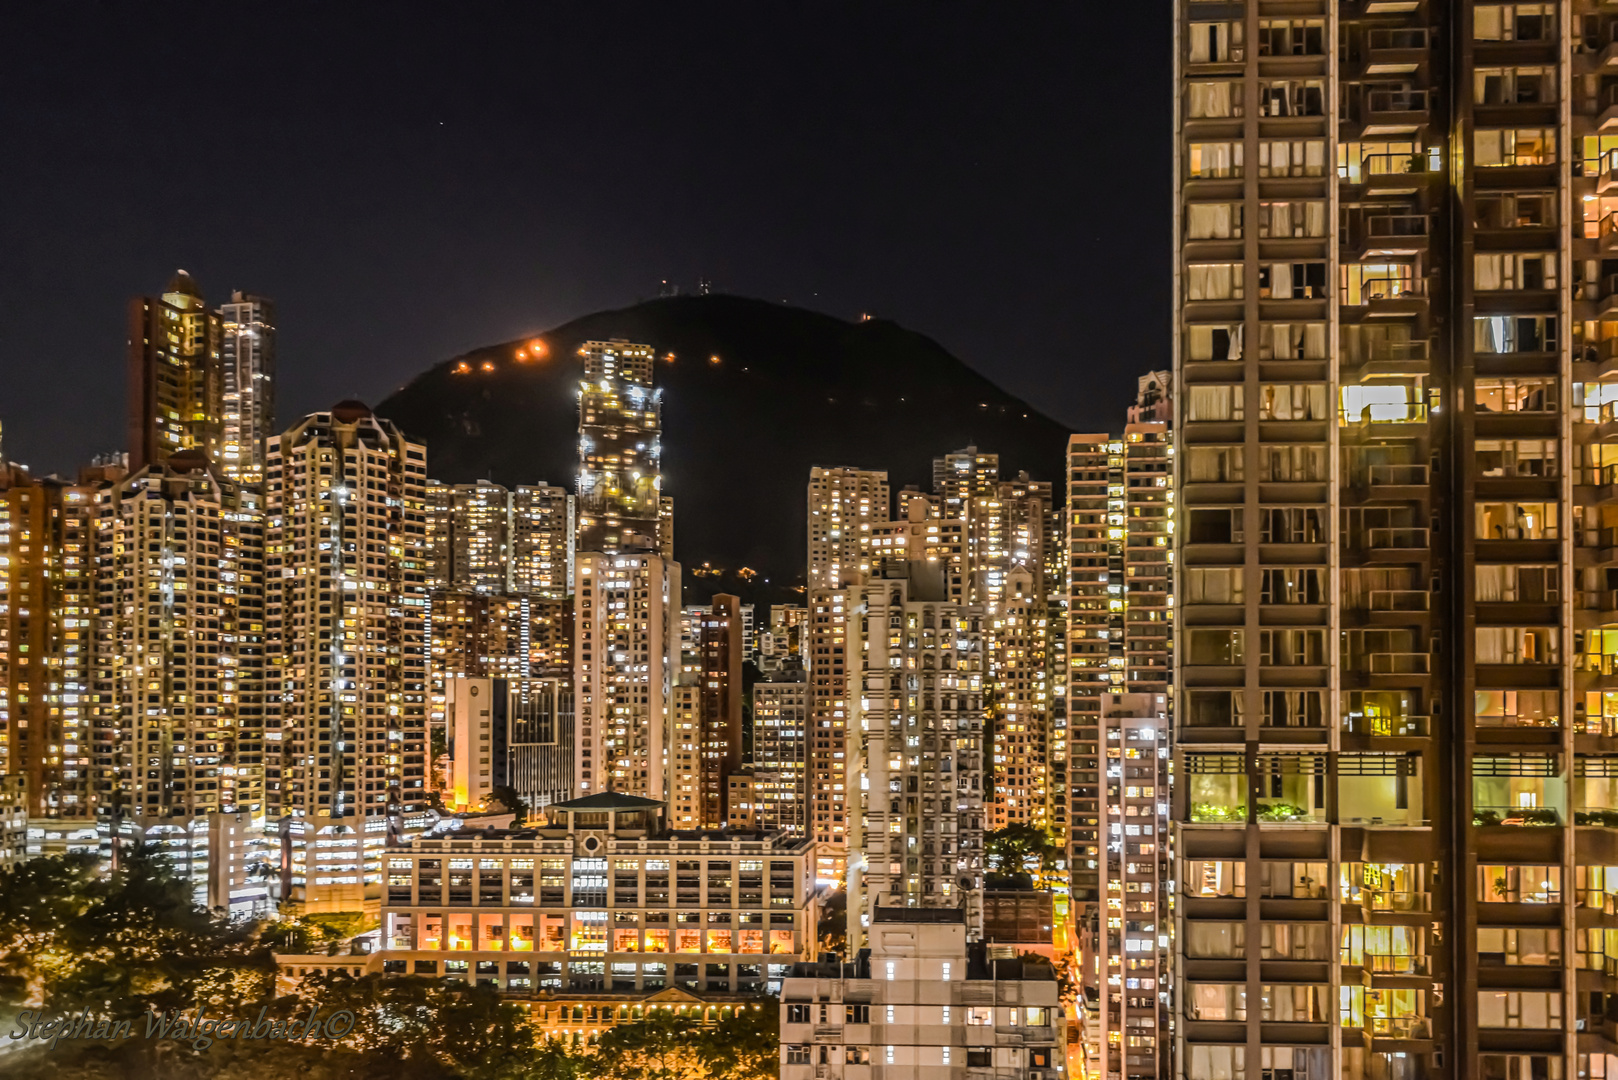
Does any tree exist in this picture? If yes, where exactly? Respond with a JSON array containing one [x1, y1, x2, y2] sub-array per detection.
[[816, 890, 847, 958], [484, 785, 529, 825], [594, 1010, 704, 1080], [984, 823, 1062, 891]]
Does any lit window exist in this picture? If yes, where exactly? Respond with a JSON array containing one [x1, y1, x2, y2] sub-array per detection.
[[886, 1046, 895, 1064], [886, 961, 896, 981], [941, 961, 952, 981]]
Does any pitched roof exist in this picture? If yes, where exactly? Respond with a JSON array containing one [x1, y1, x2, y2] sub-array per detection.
[[551, 791, 664, 811]]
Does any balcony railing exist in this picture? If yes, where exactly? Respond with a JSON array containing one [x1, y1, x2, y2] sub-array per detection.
[[1575, 809, 1618, 827], [1365, 1016, 1432, 1039], [1344, 714, 1431, 737], [1362, 888, 1429, 913], [1474, 805, 1560, 827], [1364, 953, 1431, 976], [1365, 89, 1430, 114], [1368, 652, 1431, 674], [1363, 214, 1430, 240], [1369, 589, 1430, 613], [1368, 464, 1430, 486], [1366, 526, 1429, 550], [1366, 28, 1428, 50]]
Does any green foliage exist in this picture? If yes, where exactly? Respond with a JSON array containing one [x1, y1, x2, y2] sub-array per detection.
[[1255, 802, 1308, 822], [816, 889, 847, 958], [0, 850, 781, 1080], [485, 784, 530, 825], [1190, 801, 1246, 823], [983, 823, 1062, 889], [593, 1004, 779, 1080]]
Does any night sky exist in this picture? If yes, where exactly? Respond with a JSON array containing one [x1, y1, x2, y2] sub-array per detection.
[[2, 4, 1171, 473]]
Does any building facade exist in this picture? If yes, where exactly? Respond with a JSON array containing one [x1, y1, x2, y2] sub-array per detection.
[[1172, 4, 1612, 1077], [219, 292, 276, 489], [573, 552, 680, 801], [426, 480, 572, 596], [846, 563, 987, 947], [378, 793, 818, 1010], [265, 402, 429, 913], [698, 594, 744, 829], [576, 340, 662, 557], [126, 271, 223, 473], [780, 908, 1066, 1080], [750, 676, 809, 834], [808, 467, 890, 590]]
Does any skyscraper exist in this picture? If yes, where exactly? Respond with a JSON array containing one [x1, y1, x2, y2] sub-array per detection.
[[845, 561, 986, 947], [93, 450, 266, 825], [265, 401, 429, 914], [576, 340, 662, 556], [127, 271, 222, 472], [697, 594, 744, 828], [807, 466, 889, 589], [1067, 420, 1172, 1080], [0, 462, 118, 819], [1174, 5, 1594, 1075], [572, 552, 680, 801], [750, 674, 809, 834], [219, 292, 276, 488], [426, 480, 572, 596]]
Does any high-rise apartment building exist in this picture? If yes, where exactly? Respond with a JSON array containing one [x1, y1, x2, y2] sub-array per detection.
[[667, 682, 701, 829], [933, 446, 999, 519], [807, 585, 852, 882], [808, 467, 890, 589], [426, 480, 572, 596], [127, 271, 224, 473], [751, 675, 809, 834], [0, 462, 118, 818], [265, 402, 429, 913], [1173, 6, 1613, 1076], [576, 340, 662, 557], [219, 292, 276, 488], [846, 562, 986, 946], [1067, 422, 1172, 1080], [92, 451, 266, 825], [698, 594, 744, 828], [572, 552, 680, 801]]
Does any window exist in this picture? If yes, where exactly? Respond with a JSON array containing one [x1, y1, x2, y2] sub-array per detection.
[[885, 961, 896, 981], [1187, 82, 1242, 119], [1474, 5, 1554, 42], [787, 1004, 811, 1023], [1187, 263, 1242, 301], [1478, 991, 1562, 1029], [1188, 21, 1243, 63], [1186, 202, 1242, 239], [941, 961, 952, 981], [1475, 128, 1556, 167], [1186, 384, 1243, 421], [942, 1047, 951, 1066], [885, 1046, 895, 1065], [1188, 142, 1243, 179], [886, 1005, 895, 1023], [786, 1045, 811, 1065], [846, 1004, 869, 1023], [1257, 140, 1325, 178], [1475, 253, 1557, 291], [1258, 201, 1326, 239], [1474, 315, 1558, 354], [1259, 262, 1328, 299]]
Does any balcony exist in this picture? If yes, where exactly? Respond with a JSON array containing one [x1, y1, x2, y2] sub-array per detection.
[[1364, 1015, 1432, 1040], [1363, 953, 1432, 977], [1363, 28, 1429, 74], [1474, 806, 1560, 827], [1361, 888, 1430, 916], [1357, 214, 1429, 259], [1343, 713, 1430, 739], [1360, 89, 1430, 136], [1342, 339, 1429, 379], [1343, 275, 1429, 317], [1368, 652, 1430, 675]]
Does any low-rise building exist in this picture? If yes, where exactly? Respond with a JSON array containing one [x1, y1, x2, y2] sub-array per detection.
[[378, 791, 818, 1037], [780, 907, 1066, 1080]]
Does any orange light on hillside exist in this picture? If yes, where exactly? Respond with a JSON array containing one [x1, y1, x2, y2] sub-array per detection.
[[481, 361, 496, 372], [453, 361, 471, 374], [529, 339, 548, 358], [664, 352, 676, 363], [515, 348, 527, 359], [709, 354, 721, 365]]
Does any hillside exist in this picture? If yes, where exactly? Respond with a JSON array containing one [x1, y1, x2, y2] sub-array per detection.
[[378, 295, 1072, 601]]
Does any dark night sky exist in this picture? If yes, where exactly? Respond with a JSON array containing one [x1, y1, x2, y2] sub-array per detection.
[[1, 3, 1171, 473]]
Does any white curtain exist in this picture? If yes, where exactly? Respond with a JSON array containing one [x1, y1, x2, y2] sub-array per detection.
[[1268, 262, 1294, 298], [1188, 385, 1238, 421], [1188, 263, 1236, 300], [1475, 254, 1503, 290], [1305, 201, 1326, 235], [1188, 203, 1234, 239], [1189, 82, 1233, 118]]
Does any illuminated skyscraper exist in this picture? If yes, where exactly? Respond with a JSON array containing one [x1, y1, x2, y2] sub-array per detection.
[[265, 401, 429, 914], [846, 561, 986, 946], [127, 271, 223, 472], [807, 466, 889, 589], [698, 594, 744, 828], [572, 552, 680, 801], [576, 340, 662, 556], [426, 479, 572, 596], [0, 462, 118, 819], [219, 292, 276, 487]]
